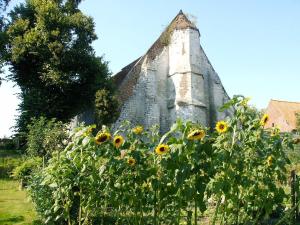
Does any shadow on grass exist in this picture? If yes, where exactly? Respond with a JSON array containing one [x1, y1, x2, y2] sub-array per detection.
[[0, 215, 24, 223]]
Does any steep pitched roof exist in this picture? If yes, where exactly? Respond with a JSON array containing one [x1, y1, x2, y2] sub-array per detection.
[[265, 99, 300, 132], [112, 10, 198, 100]]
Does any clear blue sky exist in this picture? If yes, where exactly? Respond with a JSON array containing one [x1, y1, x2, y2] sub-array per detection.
[[1, 0, 300, 137]]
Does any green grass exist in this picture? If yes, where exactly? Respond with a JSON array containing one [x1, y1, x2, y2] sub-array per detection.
[[0, 149, 39, 225], [0, 179, 38, 225]]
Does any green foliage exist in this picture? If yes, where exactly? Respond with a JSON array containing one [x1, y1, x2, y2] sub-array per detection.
[[1, 0, 111, 132], [26, 117, 68, 159], [0, 138, 16, 150], [94, 89, 120, 127], [26, 97, 294, 224], [0, 149, 23, 178], [11, 157, 42, 184], [0, 0, 11, 10], [209, 96, 293, 224], [0, 0, 10, 79]]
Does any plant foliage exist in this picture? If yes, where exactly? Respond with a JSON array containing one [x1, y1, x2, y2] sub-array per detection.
[[1, 0, 111, 132], [27, 97, 294, 224], [26, 117, 68, 159]]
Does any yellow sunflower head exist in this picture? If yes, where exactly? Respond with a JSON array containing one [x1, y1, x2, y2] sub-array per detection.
[[187, 129, 206, 141], [267, 155, 273, 167], [155, 144, 170, 155], [132, 126, 143, 135], [127, 157, 136, 166], [260, 114, 270, 126], [95, 132, 111, 144], [294, 138, 300, 145], [113, 135, 124, 148], [271, 126, 280, 137], [216, 121, 228, 134]]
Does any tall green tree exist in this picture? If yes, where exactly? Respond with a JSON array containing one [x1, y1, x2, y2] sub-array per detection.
[[0, 0, 11, 83], [1, 0, 111, 132]]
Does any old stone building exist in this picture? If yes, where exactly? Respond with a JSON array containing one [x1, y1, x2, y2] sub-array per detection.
[[113, 10, 231, 132]]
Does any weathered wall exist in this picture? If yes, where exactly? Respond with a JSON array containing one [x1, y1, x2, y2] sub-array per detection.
[[113, 27, 231, 132]]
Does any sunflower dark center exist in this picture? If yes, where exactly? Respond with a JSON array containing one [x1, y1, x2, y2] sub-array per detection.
[[159, 147, 165, 152], [115, 138, 120, 143], [99, 135, 107, 142], [264, 117, 268, 123], [193, 131, 201, 136], [219, 125, 224, 130]]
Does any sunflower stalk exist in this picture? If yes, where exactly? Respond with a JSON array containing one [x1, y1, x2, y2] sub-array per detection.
[[194, 196, 198, 225], [212, 194, 222, 225]]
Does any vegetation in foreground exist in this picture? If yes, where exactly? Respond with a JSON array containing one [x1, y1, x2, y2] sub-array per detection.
[[0, 179, 37, 225], [11, 96, 293, 225], [1, 96, 300, 224]]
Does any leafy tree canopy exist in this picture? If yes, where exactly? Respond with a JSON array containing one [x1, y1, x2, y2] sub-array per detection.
[[0, 0, 11, 81], [1, 0, 111, 132]]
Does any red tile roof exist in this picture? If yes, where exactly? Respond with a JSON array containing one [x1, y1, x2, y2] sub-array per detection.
[[265, 99, 300, 132]]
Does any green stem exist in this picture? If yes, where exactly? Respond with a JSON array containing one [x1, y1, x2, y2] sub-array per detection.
[[252, 203, 265, 225], [139, 199, 144, 224], [220, 198, 227, 225], [212, 195, 222, 225], [68, 212, 71, 225], [236, 189, 240, 225], [194, 195, 197, 225], [153, 190, 157, 225], [177, 198, 181, 225], [78, 187, 82, 225]]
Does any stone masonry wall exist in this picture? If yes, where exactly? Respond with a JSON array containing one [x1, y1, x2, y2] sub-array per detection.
[[113, 27, 231, 133]]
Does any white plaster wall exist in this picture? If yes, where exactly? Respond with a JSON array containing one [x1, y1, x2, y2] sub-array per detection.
[[113, 27, 232, 132], [168, 28, 208, 126], [149, 48, 169, 133]]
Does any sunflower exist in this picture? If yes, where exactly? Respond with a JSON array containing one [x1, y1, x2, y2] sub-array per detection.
[[95, 132, 111, 144], [132, 126, 143, 135], [113, 135, 124, 148], [187, 129, 206, 141], [83, 125, 96, 137], [260, 114, 269, 126], [155, 144, 170, 155], [267, 155, 273, 167], [216, 121, 228, 134], [271, 126, 280, 137], [294, 138, 300, 145], [127, 157, 136, 166]]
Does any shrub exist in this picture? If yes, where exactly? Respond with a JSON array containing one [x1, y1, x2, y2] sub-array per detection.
[[0, 138, 16, 150], [27, 117, 68, 159], [94, 89, 120, 127], [0, 149, 23, 178], [27, 96, 293, 224], [11, 157, 42, 187]]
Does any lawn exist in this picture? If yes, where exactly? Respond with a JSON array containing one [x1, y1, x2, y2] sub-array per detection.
[[0, 179, 38, 225], [0, 149, 38, 225]]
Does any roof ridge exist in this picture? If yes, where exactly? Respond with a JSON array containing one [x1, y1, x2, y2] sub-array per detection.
[[271, 99, 300, 104]]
